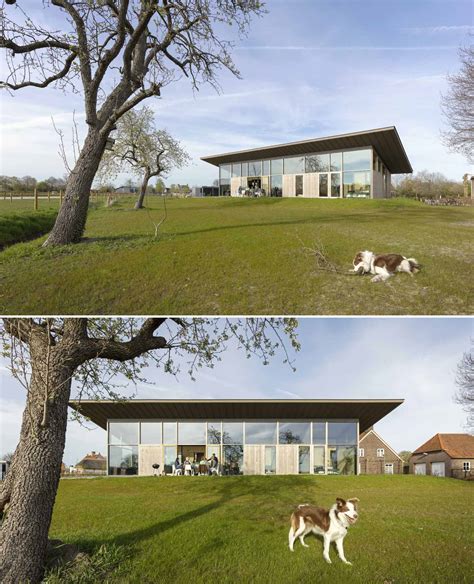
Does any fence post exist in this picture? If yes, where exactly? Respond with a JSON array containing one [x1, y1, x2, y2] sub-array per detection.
[[34, 188, 38, 210], [60, 189, 63, 206], [10, 192, 13, 203], [48, 191, 51, 202]]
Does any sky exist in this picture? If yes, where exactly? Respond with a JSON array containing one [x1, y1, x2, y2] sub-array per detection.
[[0, 317, 472, 466], [0, 0, 473, 187]]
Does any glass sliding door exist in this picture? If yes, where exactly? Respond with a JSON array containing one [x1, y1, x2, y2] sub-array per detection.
[[330, 173, 341, 198], [298, 446, 310, 474], [319, 173, 328, 197], [295, 175, 303, 196]]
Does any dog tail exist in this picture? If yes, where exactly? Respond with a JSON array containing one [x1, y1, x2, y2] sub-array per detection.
[[407, 258, 421, 273]]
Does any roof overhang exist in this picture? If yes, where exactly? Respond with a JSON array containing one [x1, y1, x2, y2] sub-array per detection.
[[201, 127, 412, 174], [69, 398, 404, 434]]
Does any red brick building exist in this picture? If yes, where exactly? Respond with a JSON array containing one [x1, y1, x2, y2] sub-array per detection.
[[358, 427, 403, 475], [409, 434, 474, 479]]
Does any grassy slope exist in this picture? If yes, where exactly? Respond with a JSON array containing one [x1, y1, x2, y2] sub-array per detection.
[[0, 203, 58, 248], [50, 475, 474, 584], [0, 197, 473, 314]]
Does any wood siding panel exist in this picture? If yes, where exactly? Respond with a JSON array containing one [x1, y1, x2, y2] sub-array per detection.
[[283, 174, 295, 197], [230, 177, 241, 197], [139, 445, 163, 476], [303, 173, 318, 197], [277, 445, 298, 474], [244, 445, 264, 475]]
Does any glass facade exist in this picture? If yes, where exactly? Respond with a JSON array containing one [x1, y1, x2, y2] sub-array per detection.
[[107, 419, 358, 475], [219, 148, 373, 198]]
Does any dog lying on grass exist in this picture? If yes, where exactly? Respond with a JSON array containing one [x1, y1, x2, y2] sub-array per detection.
[[289, 497, 359, 565], [352, 251, 421, 282]]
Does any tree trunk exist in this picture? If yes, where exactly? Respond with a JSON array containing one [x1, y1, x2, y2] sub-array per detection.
[[135, 170, 150, 210], [43, 128, 108, 246], [0, 353, 74, 583]]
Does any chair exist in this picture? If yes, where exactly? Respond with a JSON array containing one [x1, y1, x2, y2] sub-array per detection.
[[184, 463, 192, 476]]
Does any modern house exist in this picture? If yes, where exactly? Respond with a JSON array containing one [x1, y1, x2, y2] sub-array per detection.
[[358, 427, 403, 475], [69, 398, 403, 477], [409, 433, 474, 479], [201, 127, 412, 199], [74, 451, 107, 475]]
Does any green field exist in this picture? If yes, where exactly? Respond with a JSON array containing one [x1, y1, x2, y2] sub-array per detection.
[[49, 475, 474, 583], [0, 197, 472, 314]]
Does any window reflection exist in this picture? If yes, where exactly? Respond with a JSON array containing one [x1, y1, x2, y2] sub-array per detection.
[[343, 149, 371, 171], [270, 159, 283, 175], [178, 422, 206, 444], [343, 171, 370, 198], [108, 445, 138, 475], [331, 173, 341, 197], [295, 175, 303, 196], [270, 175, 282, 197], [279, 422, 310, 444], [163, 422, 177, 444], [248, 161, 261, 177], [306, 154, 329, 173], [262, 160, 271, 175], [284, 156, 305, 174], [299, 446, 310, 474], [265, 446, 276, 474], [109, 422, 138, 445], [313, 446, 325, 474], [222, 422, 243, 444], [245, 422, 277, 444], [231, 163, 241, 177], [140, 422, 162, 444], [328, 422, 357, 445], [312, 423, 326, 443], [223, 445, 243, 475], [207, 422, 222, 444], [327, 446, 356, 475], [330, 152, 342, 171]]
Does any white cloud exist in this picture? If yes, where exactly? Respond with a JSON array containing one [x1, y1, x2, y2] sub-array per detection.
[[404, 25, 474, 34]]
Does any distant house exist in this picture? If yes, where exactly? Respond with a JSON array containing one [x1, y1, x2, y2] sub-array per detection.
[[191, 186, 219, 197], [75, 451, 107, 475], [114, 185, 138, 194], [358, 427, 403, 475], [409, 434, 474, 479]]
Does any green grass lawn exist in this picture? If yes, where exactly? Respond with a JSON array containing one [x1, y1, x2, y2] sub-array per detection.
[[0, 203, 58, 249], [0, 197, 472, 314], [50, 475, 474, 584]]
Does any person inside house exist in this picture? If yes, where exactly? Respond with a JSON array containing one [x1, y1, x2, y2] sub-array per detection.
[[174, 456, 183, 475], [208, 453, 219, 475]]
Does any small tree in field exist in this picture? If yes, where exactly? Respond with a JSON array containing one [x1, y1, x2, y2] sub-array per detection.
[[156, 177, 166, 195], [0, 1, 264, 245], [441, 44, 474, 163], [99, 106, 190, 209], [454, 340, 474, 431], [0, 317, 298, 583]]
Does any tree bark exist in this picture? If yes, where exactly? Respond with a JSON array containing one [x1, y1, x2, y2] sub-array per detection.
[[0, 350, 74, 583], [134, 169, 150, 209], [43, 128, 108, 246]]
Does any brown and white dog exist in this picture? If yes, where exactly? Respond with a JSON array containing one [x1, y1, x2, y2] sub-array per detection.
[[352, 250, 421, 282], [288, 497, 359, 565]]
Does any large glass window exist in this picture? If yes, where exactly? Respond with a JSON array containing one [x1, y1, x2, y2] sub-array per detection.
[[220, 164, 231, 180], [270, 175, 282, 197], [299, 446, 310, 474], [245, 422, 277, 444], [265, 446, 276, 474], [164, 446, 177, 474], [295, 175, 303, 196], [270, 159, 283, 175], [241, 162, 248, 177], [312, 422, 326, 444], [140, 422, 162, 444], [223, 445, 243, 475], [330, 152, 342, 171], [279, 422, 310, 444], [231, 163, 241, 178], [319, 173, 328, 197], [222, 422, 243, 444], [248, 160, 261, 177], [163, 422, 177, 444], [220, 181, 231, 196], [313, 446, 325, 474], [331, 173, 341, 197], [306, 154, 329, 173], [284, 156, 305, 174], [343, 171, 370, 198], [207, 422, 222, 444], [108, 445, 138, 475], [343, 149, 371, 171], [178, 422, 206, 444], [109, 422, 138, 445], [328, 422, 357, 445], [327, 446, 356, 475], [262, 160, 271, 175]]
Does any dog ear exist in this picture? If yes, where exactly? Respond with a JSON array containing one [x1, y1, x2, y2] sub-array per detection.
[[336, 497, 346, 507], [348, 497, 360, 507]]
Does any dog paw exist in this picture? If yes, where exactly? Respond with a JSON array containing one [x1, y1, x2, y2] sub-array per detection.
[[342, 560, 352, 566], [324, 557, 332, 564], [301, 543, 309, 548]]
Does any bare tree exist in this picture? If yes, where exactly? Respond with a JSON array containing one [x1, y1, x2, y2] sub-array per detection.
[[99, 105, 190, 209], [454, 340, 474, 431], [441, 43, 474, 163], [0, 317, 298, 583], [0, 1, 263, 245]]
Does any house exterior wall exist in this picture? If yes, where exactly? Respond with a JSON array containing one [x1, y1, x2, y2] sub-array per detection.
[[409, 451, 474, 478], [107, 418, 359, 477], [358, 431, 403, 474]]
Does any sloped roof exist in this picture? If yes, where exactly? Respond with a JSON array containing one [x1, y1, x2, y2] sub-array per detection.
[[413, 434, 474, 458], [76, 452, 106, 470], [69, 398, 403, 434], [201, 127, 412, 174]]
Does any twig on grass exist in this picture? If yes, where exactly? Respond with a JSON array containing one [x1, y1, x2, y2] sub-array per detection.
[[296, 235, 360, 276], [145, 194, 168, 239]]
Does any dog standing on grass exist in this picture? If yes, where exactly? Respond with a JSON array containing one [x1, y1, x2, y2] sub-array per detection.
[[352, 251, 421, 282], [288, 497, 359, 565]]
